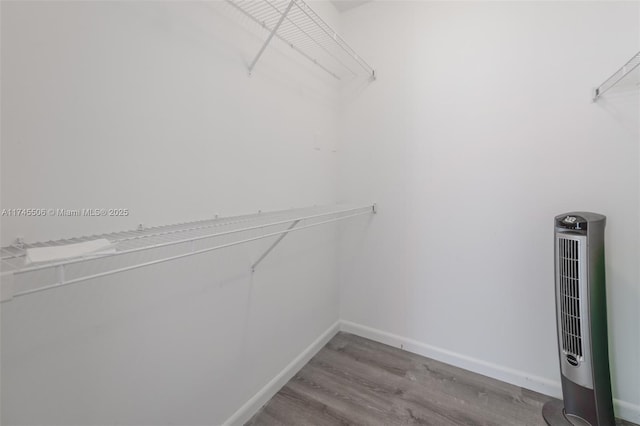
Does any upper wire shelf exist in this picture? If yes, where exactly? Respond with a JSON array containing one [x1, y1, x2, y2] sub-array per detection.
[[228, 0, 375, 80], [593, 50, 640, 101], [0, 204, 376, 301]]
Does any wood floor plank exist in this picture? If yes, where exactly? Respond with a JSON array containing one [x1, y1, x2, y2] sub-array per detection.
[[256, 387, 351, 426], [318, 337, 535, 425], [246, 332, 638, 426], [313, 345, 498, 425]]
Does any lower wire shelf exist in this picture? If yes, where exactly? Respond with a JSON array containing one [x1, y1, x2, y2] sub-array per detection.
[[0, 204, 375, 302]]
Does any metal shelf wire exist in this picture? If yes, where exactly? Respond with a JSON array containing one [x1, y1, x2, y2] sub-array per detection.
[[228, 0, 375, 80], [593, 50, 640, 101], [0, 204, 376, 301]]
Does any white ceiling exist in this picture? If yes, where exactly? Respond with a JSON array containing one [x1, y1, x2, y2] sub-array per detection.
[[330, 0, 371, 13]]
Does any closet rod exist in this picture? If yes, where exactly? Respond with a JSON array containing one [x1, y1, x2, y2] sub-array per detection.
[[593, 50, 640, 101], [1, 204, 376, 301], [11, 211, 370, 298], [228, 0, 375, 80], [5, 205, 372, 276]]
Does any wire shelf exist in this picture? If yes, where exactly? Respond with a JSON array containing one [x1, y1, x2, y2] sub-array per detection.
[[593, 50, 640, 101], [0, 204, 375, 301], [228, 0, 375, 80]]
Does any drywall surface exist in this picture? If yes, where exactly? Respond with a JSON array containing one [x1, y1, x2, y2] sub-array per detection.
[[1, 1, 342, 424], [338, 1, 640, 421], [0, 1, 340, 246]]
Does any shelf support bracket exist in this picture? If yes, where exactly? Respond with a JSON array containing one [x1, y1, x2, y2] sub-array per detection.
[[248, 0, 295, 76], [251, 219, 300, 273], [593, 50, 640, 101]]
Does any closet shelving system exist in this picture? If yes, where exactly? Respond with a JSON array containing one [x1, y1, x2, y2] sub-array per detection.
[[228, 0, 375, 80], [593, 50, 640, 101], [0, 204, 376, 302]]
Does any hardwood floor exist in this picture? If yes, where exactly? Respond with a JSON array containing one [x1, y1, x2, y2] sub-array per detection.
[[247, 332, 637, 426]]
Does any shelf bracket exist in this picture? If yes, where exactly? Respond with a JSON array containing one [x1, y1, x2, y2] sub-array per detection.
[[251, 219, 300, 273], [593, 50, 640, 101], [248, 0, 295, 76]]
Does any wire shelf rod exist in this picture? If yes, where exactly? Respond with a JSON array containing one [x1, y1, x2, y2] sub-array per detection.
[[1, 248, 22, 261], [230, 0, 343, 79], [292, 3, 352, 51], [292, 0, 373, 74], [109, 207, 337, 246], [246, 2, 273, 14], [3, 210, 291, 261], [5, 205, 373, 276], [274, 3, 359, 76], [1, 259, 19, 270], [228, 0, 374, 80], [10, 209, 373, 299], [281, 9, 355, 56], [593, 50, 640, 101], [248, 0, 295, 74]]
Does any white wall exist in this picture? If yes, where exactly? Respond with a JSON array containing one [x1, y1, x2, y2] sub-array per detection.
[[0, 0, 340, 246], [3, 1, 640, 424], [1, 1, 343, 424], [338, 1, 640, 422]]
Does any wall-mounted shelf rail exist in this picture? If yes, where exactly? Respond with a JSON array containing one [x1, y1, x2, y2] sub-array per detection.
[[0, 204, 376, 302], [593, 50, 640, 101], [228, 0, 375, 80]]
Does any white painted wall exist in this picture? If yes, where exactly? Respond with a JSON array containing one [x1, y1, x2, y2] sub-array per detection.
[[1, 1, 343, 424], [0, 0, 340, 247], [3, 1, 640, 424], [337, 1, 640, 422]]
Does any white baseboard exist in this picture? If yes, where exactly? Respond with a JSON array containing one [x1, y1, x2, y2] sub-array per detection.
[[616, 399, 640, 425], [222, 319, 639, 425], [339, 320, 640, 425], [223, 320, 341, 426]]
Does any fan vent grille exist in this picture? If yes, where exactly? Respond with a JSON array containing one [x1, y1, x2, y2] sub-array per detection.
[[558, 237, 583, 359]]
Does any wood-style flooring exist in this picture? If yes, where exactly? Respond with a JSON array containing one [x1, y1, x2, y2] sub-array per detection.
[[247, 332, 637, 426]]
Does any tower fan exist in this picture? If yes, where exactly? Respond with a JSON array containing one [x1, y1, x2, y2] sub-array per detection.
[[543, 213, 615, 426]]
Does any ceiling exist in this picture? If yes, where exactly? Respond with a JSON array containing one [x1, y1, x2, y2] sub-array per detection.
[[330, 0, 371, 13]]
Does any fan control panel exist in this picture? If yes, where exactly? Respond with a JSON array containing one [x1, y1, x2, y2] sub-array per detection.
[[556, 215, 588, 231]]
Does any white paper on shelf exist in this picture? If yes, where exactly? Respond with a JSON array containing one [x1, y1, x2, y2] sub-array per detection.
[[25, 239, 116, 264]]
